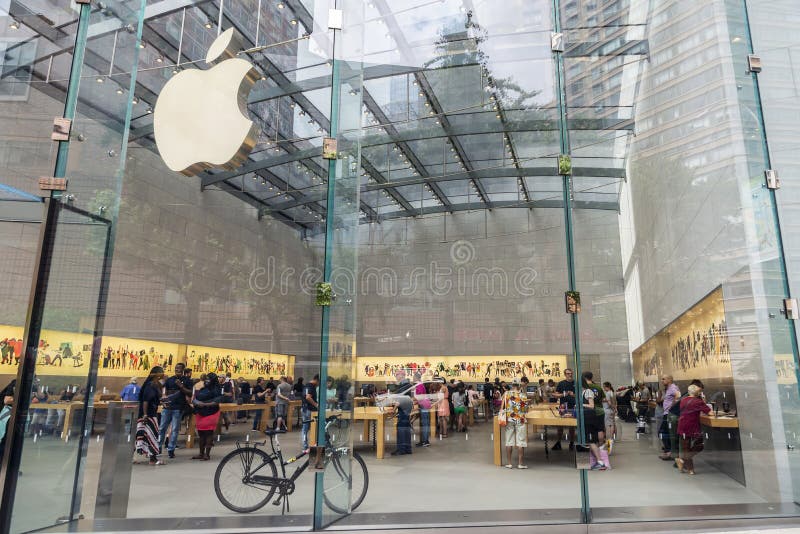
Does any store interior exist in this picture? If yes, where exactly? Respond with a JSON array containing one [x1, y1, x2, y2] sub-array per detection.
[[2, 0, 800, 532]]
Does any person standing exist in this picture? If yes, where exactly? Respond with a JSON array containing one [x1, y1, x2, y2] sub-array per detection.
[[676, 384, 710, 475], [251, 377, 268, 431], [483, 378, 494, 415], [120, 377, 140, 401], [413, 373, 431, 447], [192, 372, 221, 461], [136, 366, 165, 465], [452, 384, 467, 432], [552, 368, 576, 450], [237, 377, 251, 421], [602, 381, 617, 450], [159, 363, 192, 459], [274, 376, 292, 430], [502, 378, 529, 469], [391, 370, 413, 456], [580, 373, 607, 470], [436, 383, 450, 438], [301, 374, 319, 452], [659, 375, 680, 461]]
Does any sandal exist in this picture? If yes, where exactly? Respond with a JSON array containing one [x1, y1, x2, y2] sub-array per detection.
[[675, 458, 685, 472], [517, 465, 529, 469], [504, 464, 513, 469]]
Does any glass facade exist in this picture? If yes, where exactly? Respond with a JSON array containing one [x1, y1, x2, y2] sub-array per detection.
[[1, 0, 800, 532]]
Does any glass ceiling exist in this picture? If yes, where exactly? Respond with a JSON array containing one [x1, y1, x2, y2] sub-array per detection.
[[4, 0, 648, 233]]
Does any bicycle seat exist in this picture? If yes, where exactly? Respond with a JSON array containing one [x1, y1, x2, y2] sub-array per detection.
[[264, 428, 287, 436]]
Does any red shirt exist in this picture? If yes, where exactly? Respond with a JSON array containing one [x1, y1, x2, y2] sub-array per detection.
[[677, 396, 711, 437]]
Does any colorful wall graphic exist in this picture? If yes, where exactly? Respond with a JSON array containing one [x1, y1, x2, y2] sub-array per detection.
[[356, 355, 568, 382], [633, 287, 733, 382], [186, 345, 291, 379], [0, 324, 293, 379]]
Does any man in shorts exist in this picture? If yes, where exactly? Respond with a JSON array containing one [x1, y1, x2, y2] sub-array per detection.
[[274, 376, 292, 430], [503, 377, 529, 469]]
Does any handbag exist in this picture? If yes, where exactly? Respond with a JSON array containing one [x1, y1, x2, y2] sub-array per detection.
[[688, 436, 704, 453], [498, 396, 508, 427], [0, 405, 11, 442]]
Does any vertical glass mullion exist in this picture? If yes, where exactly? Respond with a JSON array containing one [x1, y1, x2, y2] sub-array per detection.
[[551, 0, 590, 523]]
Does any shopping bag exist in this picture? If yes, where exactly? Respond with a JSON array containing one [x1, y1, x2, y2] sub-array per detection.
[[0, 405, 12, 442]]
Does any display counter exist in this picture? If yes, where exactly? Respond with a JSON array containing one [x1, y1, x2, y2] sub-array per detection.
[[700, 414, 744, 485], [492, 408, 577, 465]]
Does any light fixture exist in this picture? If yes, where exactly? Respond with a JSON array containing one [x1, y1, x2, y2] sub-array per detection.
[[96, 76, 104, 83], [732, 36, 742, 43], [290, 19, 297, 25], [132, 96, 139, 104], [277, 2, 284, 7], [155, 55, 164, 63], [146, 106, 153, 114], [139, 42, 145, 49], [204, 19, 213, 29], [9, 20, 20, 30], [116, 88, 124, 95]]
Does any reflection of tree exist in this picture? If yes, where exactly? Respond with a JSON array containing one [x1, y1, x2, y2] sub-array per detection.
[[423, 11, 542, 111], [89, 189, 234, 345]]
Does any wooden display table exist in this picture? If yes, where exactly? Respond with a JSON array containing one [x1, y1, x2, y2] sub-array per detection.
[[354, 396, 372, 407], [309, 407, 437, 459], [700, 414, 739, 428], [492, 410, 577, 465], [29, 401, 84, 442]]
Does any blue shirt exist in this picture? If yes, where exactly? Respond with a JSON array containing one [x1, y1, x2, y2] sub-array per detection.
[[120, 383, 140, 401]]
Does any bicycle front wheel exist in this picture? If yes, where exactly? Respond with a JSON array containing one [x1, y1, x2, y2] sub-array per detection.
[[214, 446, 278, 513], [322, 450, 369, 514]]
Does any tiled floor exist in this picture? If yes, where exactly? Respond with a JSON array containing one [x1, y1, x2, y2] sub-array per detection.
[[10, 416, 787, 533]]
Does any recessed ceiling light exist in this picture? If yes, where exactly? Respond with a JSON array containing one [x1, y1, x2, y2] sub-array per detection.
[[132, 97, 139, 104], [9, 20, 20, 30], [116, 88, 124, 95], [155, 56, 164, 63], [139, 42, 145, 49], [277, 2, 284, 8], [146, 106, 153, 114], [204, 19, 213, 29], [290, 19, 297, 25], [96, 77, 104, 83]]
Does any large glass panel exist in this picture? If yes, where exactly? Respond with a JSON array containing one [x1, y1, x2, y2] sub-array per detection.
[[329, 0, 585, 527], [568, 0, 800, 521], [7, 202, 110, 534]]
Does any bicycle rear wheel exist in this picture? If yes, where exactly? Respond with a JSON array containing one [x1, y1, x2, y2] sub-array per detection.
[[322, 451, 369, 514], [214, 446, 278, 513]]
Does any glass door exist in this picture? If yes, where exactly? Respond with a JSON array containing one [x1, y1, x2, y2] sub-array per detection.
[[563, 0, 800, 522], [0, 200, 111, 534]]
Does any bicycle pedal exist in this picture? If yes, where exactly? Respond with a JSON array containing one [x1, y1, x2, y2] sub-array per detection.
[[273, 498, 282, 506]]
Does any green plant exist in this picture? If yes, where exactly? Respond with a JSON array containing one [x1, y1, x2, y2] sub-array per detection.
[[558, 154, 572, 175], [316, 282, 333, 306]]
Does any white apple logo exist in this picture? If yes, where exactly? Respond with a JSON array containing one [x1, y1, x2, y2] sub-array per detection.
[[154, 28, 260, 177]]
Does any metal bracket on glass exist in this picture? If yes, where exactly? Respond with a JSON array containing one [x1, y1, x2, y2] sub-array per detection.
[[328, 9, 343, 30], [565, 291, 581, 314], [51, 117, 72, 142], [38, 177, 68, 192], [75, 0, 91, 4], [322, 137, 338, 160], [747, 54, 762, 73], [782, 298, 799, 320], [765, 169, 781, 190], [551, 33, 564, 53]]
